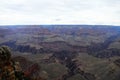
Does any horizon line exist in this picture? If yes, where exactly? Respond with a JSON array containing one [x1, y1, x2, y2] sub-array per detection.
[[0, 24, 119, 27]]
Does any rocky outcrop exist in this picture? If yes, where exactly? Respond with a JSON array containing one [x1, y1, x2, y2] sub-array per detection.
[[12, 56, 45, 80]]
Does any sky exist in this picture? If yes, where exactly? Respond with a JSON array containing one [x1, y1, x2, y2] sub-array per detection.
[[0, 0, 120, 25]]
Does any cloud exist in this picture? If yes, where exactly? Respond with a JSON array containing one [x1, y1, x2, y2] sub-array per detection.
[[0, 0, 120, 25]]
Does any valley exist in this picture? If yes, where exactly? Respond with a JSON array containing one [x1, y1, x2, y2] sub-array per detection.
[[0, 25, 120, 80]]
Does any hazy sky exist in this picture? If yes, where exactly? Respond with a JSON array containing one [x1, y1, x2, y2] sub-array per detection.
[[0, 0, 120, 25]]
